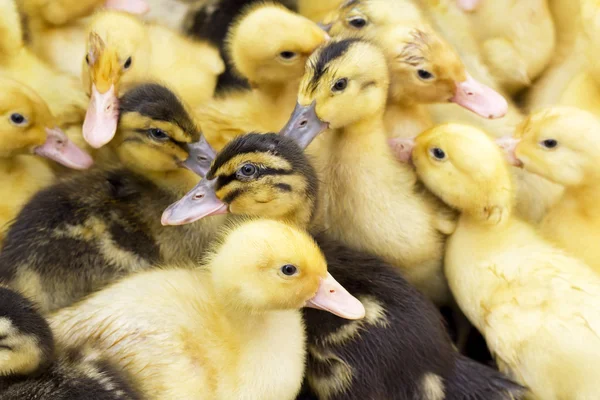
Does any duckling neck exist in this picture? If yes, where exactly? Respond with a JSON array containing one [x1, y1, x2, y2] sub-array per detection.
[[0, 157, 17, 174], [338, 114, 386, 139], [563, 183, 600, 216], [254, 80, 298, 103]]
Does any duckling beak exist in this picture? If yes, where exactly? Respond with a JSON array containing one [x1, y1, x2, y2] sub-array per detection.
[[317, 22, 333, 33], [388, 137, 415, 164], [450, 73, 508, 119], [34, 128, 94, 170], [104, 0, 150, 14], [305, 273, 366, 320], [161, 178, 228, 226], [496, 136, 524, 167], [280, 101, 329, 149], [182, 136, 217, 177], [456, 0, 481, 12], [83, 84, 119, 149]]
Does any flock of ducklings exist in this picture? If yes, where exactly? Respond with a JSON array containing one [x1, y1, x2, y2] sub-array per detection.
[[1, 0, 600, 398]]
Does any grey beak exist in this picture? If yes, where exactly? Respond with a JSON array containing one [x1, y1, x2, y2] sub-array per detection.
[[182, 136, 216, 177], [317, 22, 333, 32], [161, 178, 228, 226], [279, 101, 329, 149]]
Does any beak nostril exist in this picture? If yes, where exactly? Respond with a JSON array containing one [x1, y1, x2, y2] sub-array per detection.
[[299, 120, 308, 127], [193, 193, 205, 200], [329, 289, 335, 294]]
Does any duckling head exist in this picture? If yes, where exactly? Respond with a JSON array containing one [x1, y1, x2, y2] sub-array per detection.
[[113, 83, 214, 175], [82, 11, 152, 149], [325, 0, 507, 119], [226, 3, 330, 86], [402, 124, 514, 225], [162, 133, 318, 227], [501, 107, 600, 187], [208, 219, 365, 319], [0, 78, 93, 169], [281, 38, 389, 143]]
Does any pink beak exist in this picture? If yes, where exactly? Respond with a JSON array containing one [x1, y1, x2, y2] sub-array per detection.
[[104, 0, 150, 14], [388, 137, 415, 164], [305, 273, 365, 320], [83, 84, 119, 149], [450, 73, 508, 119], [496, 136, 523, 167], [456, 0, 481, 12], [34, 128, 94, 170]]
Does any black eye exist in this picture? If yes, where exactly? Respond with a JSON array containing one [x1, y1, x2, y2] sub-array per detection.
[[238, 163, 257, 178], [123, 57, 132, 70], [541, 139, 558, 149], [9, 113, 27, 126], [332, 78, 348, 92], [417, 69, 434, 80], [147, 128, 169, 141], [430, 147, 446, 160], [281, 264, 298, 276], [279, 51, 297, 60], [85, 54, 90, 65], [348, 16, 367, 29]]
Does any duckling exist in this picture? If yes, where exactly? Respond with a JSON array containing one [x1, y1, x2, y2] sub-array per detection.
[[49, 219, 363, 400], [0, 287, 139, 400], [195, 3, 329, 150], [163, 132, 524, 400], [458, 0, 555, 95], [401, 123, 600, 399], [82, 9, 224, 148], [0, 0, 88, 127], [0, 83, 222, 313], [325, 0, 511, 140], [281, 38, 453, 305], [0, 77, 92, 243], [499, 107, 600, 274]]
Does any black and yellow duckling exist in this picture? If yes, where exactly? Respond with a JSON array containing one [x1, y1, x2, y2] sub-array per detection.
[[163, 132, 524, 400], [0, 287, 139, 399], [0, 83, 223, 314]]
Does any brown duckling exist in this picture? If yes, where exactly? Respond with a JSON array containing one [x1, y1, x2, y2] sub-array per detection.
[[0, 83, 222, 313]]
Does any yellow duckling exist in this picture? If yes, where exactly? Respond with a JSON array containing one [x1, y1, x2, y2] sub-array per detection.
[[326, 0, 507, 139], [0, 0, 88, 127], [499, 107, 600, 274], [82, 9, 224, 148], [282, 38, 455, 305], [50, 219, 364, 400], [399, 123, 600, 399], [0, 77, 92, 243], [196, 3, 329, 150]]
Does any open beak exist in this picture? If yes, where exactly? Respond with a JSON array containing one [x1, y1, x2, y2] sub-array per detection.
[[181, 136, 217, 177], [34, 128, 94, 170], [104, 0, 150, 14], [456, 0, 481, 11], [305, 273, 365, 320], [83, 84, 119, 149], [496, 136, 523, 167], [388, 137, 415, 164], [279, 101, 329, 149], [450, 73, 508, 119], [161, 178, 228, 226]]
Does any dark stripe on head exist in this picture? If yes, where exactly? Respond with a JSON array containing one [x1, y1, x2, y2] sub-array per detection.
[[222, 188, 244, 204], [119, 83, 201, 142], [308, 38, 361, 93], [274, 183, 292, 192]]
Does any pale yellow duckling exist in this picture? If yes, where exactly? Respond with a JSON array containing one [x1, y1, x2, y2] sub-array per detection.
[[401, 123, 600, 399], [500, 107, 600, 274], [50, 219, 364, 400], [196, 3, 329, 150], [0, 77, 92, 242], [81, 9, 224, 148], [282, 38, 455, 305]]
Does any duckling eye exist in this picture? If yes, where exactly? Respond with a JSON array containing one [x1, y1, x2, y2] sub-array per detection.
[[279, 51, 297, 60], [280, 264, 298, 276], [9, 113, 27, 126], [347, 16, 367, 29], [123, 57, 133, 70], [332, 78, 348, 93], [430, 147, 446, 160], [85, 54, 90, 65], [417, 69, 434, 80], [541, 139, 558, 149], [236, 163, 258, 179], [147, 128, 169, 141]]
